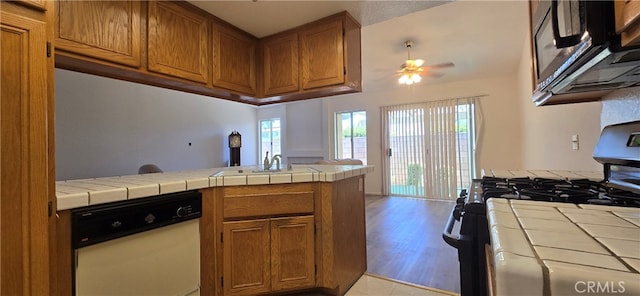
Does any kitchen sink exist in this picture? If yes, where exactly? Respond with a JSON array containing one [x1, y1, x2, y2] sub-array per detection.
[[210, 167, 318, 177]]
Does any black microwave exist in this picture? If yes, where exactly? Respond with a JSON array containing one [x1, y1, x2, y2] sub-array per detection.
[[532, 0, 640, 106]]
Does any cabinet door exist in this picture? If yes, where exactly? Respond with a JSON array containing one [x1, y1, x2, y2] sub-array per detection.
[[213, 25, 257, 95], [615, 0, 640, 47], [56, 1, 141, 67], [263, 33, 299, 96], [1, 9, 50, 295], [223, 219, 271, 296], [148, 1, 209, 83], [271, 216, 315, 290], [300, 19, 344, 90]]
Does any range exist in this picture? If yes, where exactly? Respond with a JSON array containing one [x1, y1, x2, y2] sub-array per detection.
[[444, 120, 640, 296]]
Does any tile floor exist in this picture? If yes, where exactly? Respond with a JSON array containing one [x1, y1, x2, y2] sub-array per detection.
[[345, 274, 459, 296]]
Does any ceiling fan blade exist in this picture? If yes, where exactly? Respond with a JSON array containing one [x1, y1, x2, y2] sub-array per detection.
[[423, 72, 445, 78], [425, 62, 454, 69]]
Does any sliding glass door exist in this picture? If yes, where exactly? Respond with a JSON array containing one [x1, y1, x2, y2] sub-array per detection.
[[381, 98, 480, 200]]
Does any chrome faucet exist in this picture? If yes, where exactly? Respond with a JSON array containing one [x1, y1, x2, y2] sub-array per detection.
[[263, 152, 282, 170]]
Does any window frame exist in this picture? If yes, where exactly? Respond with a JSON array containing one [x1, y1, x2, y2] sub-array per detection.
[[259, 118, 281, 160], [334, 110, 367, 164]]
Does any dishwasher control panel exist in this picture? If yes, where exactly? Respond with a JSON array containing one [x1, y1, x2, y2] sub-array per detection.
[[71, 191, 202, 249]]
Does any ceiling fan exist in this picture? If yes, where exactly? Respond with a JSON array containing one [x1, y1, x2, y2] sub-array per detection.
[[397, 40, 454, 85]]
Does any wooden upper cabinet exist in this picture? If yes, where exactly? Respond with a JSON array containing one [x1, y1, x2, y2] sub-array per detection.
[[213, 25, 257, 95], [262, 33, 299, 96], [300, 18, 344, 90], [615, 0, 640, 47], [270, 216, 315, 291], [56, 1, 141, 67], [148, 1, 209, 83]]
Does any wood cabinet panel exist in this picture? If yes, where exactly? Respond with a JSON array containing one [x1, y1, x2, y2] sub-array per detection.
[[56, 1, 141, 67], [223, 219, 271, 296], [148, 1, 209, 83], [213, 25, 257, 95], [223, 191, 314, 219], [615, 0, 640, 47], [271, 216, 315, 291], [262, 33, 299, 96], [300, 18, 344, 90], [14, 0, 46, 11], [1, 8, 50, 295]]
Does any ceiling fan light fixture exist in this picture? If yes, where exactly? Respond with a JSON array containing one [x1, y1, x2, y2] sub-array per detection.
[[398, 40, 425, 86], [398, 72, 422, 85]]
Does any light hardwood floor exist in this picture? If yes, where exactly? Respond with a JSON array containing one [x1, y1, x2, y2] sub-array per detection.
[[364, 195, 461, 294]]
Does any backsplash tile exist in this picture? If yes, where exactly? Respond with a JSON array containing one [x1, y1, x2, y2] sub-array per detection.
[[602, 87, 640, 128]]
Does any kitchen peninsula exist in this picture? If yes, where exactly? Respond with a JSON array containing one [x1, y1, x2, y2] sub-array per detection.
[[54, 164, 373, 296]]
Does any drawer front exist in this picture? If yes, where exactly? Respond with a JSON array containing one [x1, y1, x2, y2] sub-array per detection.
[[224, 192, 314, 219]]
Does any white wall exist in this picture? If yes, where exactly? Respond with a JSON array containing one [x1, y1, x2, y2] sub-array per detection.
[[55, 69, 258, 180], [274, 74, 524, 195]]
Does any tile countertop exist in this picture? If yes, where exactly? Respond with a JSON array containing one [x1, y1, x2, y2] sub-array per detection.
[[481, 169, 603, 181], [487, 199, 640, 295], [56, 165, 374, 211]]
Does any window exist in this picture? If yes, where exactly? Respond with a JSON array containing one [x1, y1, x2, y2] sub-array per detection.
[[381, 97, 480, 200], [335, 111, 367, 164], [260, 118, 281, 160]]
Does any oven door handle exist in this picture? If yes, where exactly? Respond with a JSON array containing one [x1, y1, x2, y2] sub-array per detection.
[[442, 206, 472, 249]]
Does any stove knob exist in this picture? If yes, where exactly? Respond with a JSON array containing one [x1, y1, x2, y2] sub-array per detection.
[[111, 220, 122, 229], [176, 207, 186, 218], [145, 213, 155, 224]]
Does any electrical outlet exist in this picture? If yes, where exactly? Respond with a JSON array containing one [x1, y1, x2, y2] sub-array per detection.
[[571, 134, 579, 150]]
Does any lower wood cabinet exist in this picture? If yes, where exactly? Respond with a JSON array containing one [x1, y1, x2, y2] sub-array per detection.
[[222, 215, 315, 296]]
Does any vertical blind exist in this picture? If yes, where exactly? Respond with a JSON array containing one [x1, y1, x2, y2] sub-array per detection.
[[381, 96, 483, 200]]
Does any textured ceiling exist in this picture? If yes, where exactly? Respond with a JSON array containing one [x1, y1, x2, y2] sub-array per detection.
[[188, 1, 452, 38], [187, 1, 530, 91]]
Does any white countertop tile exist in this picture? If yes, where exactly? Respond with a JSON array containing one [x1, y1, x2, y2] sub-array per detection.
[[579, 204, 640, 212], [525, 229, 609, 254], [534, 246, 629, 271], [558, 207, 619, 216], [544, 260, 640, 296], [596, 238, 640, 259], [482, 171, 640, 295], [622, 257, 640, 272], [185, 177, 210, 190], [247, 174, 270, 185], [518, 217, 583, 234], [510, 199, 578, 208], [512, 207, 569, 221], [56, 191, 89, 210], [487, 209, 520, 229], [63, 181, 128, 205], [622, 217, 640, 227], [55, 164, 373, 210], [565, 212, 636, 228], [486, 199, 512, 212], [490, 225, 535, 257], [221, 175, 247, 186], [493, 251, 543, 296], [292, 172, 313, 183], [580, 224, 640, 241], [269, 173, 292, 184]]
